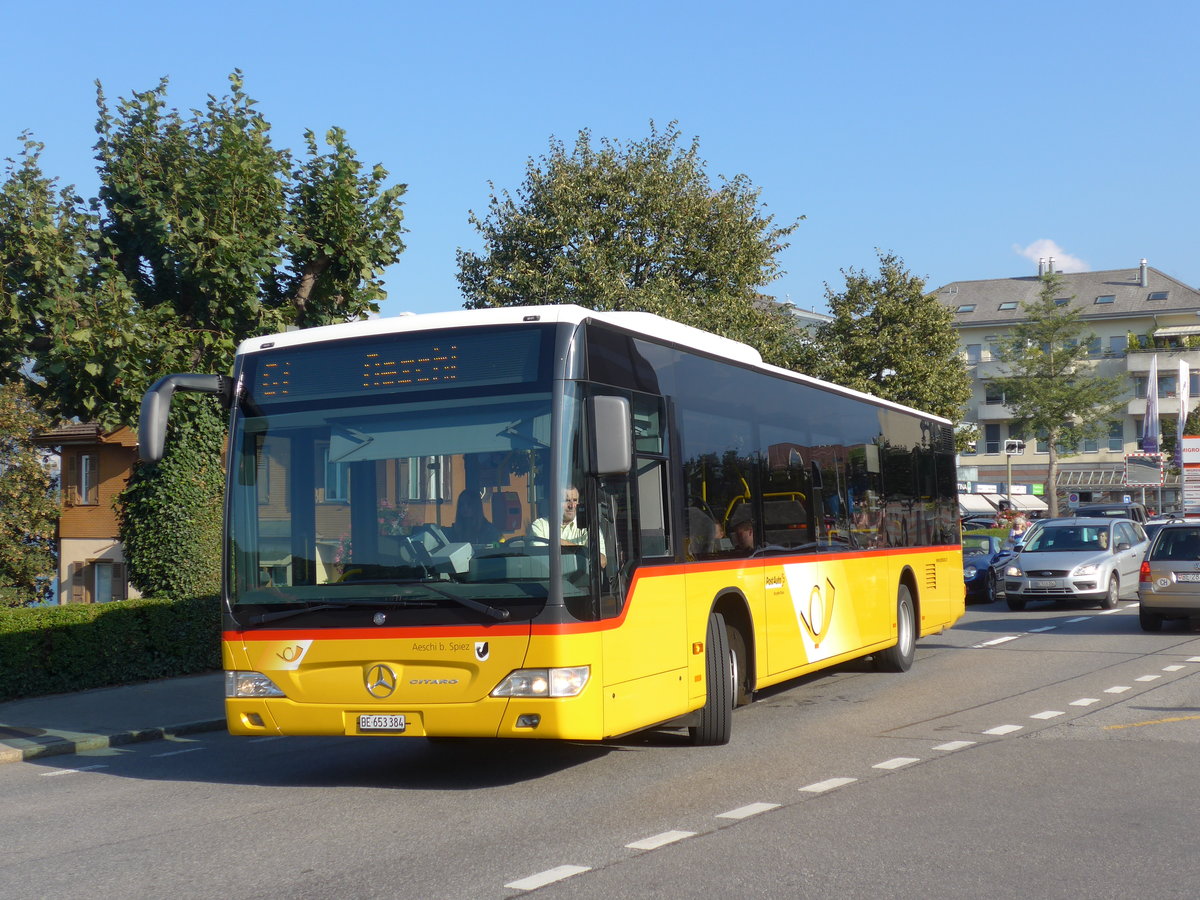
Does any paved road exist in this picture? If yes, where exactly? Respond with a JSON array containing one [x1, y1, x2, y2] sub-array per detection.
[[4, 598, 1199, 899]]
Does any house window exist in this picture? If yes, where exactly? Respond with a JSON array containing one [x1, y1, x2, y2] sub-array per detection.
[[956, 304, 976, 313], [70, 560, 127, 604], [1054, 297, 1071, 306], [65, 452, 99, 506], [1083, 434, 1098, 453], [320, 446, 350, 502], [965, 344, 981, 364], [984, 384, 1006, 405], [1087, 337, 1102, 357], [1109, 335, 1127, 356], [1108, 421, 1123, 452], [1094, 295, 1115, 305], [1147, 291, 1169, 301], [984, 424, 1001, 455], [998, 301, 1017, 311]]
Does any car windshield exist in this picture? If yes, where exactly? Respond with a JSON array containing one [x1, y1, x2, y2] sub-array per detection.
[[1025, 525, 1110, 553], [1150, 528, 1200, 561], [962, 536, 993, 555]]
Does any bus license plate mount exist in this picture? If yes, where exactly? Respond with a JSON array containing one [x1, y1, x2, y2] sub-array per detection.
[[358, 714, 407, 732]]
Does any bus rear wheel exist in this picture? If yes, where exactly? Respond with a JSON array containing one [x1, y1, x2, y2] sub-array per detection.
[[690, 613, 733, 746], [874, 584, 916, 672]]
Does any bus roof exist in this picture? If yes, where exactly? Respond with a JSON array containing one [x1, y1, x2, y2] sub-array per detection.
[[236, 305, 951, 426]]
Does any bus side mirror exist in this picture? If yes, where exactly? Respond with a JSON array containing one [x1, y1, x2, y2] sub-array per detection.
[[139, 373, 232, 464], [589, 395, 632, 476]]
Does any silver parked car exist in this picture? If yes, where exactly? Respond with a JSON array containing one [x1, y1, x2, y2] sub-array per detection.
[[1003, 517, 1148, 610], [1136, 521, 1200, 631]]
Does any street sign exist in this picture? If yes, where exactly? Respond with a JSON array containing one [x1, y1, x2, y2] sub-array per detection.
[[1124, 453, 1163, 487]]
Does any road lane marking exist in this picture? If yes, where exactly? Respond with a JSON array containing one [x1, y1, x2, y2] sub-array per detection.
[[983, 725, 1023, 735], [933, 740, 976, 752], [800, 777, 857, 793], [1189, 657, 1200, 663], [1030, 710, 1064, 719], [505, 865, 591, 891], [1135, 675, 1161, 682], [1163, 665, 1185, 672], [152, 747, 205, 758], [40, 765, 108, 777], [1064, 617, 1090, 624], [873, 757, 920, 770], [1070, 698, 1100, 706], [1104, 686, 1131, 694], [1104, 715, 1200, 731], [626, 830, 695, 851], [976, 636, 1020, 647], [717, 803, 780, 820], [1030, 626, 1057, 632], [1099, 608, 1123, 614]]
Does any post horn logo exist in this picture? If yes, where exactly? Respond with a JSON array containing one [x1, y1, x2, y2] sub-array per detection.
[[365, 664, 397, 699]]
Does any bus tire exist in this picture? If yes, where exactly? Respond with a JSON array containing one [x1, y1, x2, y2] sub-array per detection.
[[874, 583, 916, 673], [728, 622, 751, 708], [690, 613, 733, 746]]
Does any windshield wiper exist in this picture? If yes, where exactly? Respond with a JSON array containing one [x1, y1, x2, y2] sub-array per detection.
[[330, 578, 512, 621], [246, 598, 435, 626]]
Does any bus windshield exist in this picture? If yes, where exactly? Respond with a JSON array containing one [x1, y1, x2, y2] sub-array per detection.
[[227, 388, 581, 620]]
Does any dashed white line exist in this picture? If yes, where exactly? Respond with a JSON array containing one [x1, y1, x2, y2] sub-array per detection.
[[1099, 608, 1123, 615], [1064, 617, 1091, 624], [800, 777, 857, 793], [717, 802, 780, 820], [1189, 657, 1200, 663], [626, 830, 695, 851], [505, 865, 591, 891], [40, 765, 108, 776], [1135, 675, 1161, 682], [1030, 626, 1058, 632], [983, 724, 1023, 735], [977, 636, 1020, 647], [1070, 698, 1100, 706], [933, 740, 976, 752], [1105, 686, 1132, 694], [1163, 665, 1185, 672], [152, 747, 205, 758], [1030, 710, 1064, 720], [873, 757, 920, 770]]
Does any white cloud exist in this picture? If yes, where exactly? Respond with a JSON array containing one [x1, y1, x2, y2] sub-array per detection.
[[1012, 239, 1088, 273]]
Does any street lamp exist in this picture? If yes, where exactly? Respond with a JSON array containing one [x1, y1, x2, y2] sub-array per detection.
[[1004, 439, 1025, 510]]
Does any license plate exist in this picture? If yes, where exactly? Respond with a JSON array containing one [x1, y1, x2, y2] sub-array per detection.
[[359, 714, 407, 732], [1035, 580, 1060, 588], [1176, 573, 1200, 583]]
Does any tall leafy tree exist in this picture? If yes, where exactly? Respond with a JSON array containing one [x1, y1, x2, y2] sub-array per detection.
[[0, 381, 58, 606], [992, 273, 1124, 517], [0, 72, 407, 595], [456, 122, 805, 366], [796, 251, 971, 425]]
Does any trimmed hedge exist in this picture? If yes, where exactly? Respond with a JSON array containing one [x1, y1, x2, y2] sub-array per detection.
[[0, 595, 221, 702]]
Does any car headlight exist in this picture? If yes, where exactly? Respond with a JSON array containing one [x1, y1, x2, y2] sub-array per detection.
[[964, 565, 978, 579], [225, 671, 286, 698], [1005, 564, 1023, 577], [1074, 564, 1098, 576], [491, 666, 590, 698]]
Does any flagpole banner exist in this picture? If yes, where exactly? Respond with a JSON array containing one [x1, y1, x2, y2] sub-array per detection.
[[1143, 353, 1160, 453], [1178, 360, 1190, 469]]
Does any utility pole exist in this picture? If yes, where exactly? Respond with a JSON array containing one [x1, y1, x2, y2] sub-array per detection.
[[1004, 439, 1025, 510]]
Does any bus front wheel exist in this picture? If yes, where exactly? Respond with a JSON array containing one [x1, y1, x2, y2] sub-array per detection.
[[874, 584, 916, 673], [690, 613, 733, 746]]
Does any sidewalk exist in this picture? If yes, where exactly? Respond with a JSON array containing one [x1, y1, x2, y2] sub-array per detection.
[[0, 672, 226, 765]]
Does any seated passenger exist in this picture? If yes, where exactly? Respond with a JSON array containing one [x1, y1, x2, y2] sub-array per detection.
[[449, 490, 502, 545]]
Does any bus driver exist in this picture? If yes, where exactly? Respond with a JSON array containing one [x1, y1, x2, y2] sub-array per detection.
[[530, 484, 607, 567]]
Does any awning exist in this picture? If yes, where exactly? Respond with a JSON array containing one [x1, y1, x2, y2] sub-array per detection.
[[959, 493, 999, 513], [998, 493, 1048, 512], [1154, 324, 1200, 337]]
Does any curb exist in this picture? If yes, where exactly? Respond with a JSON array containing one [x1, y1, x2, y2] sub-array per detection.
[[0, 719, 226, 765]]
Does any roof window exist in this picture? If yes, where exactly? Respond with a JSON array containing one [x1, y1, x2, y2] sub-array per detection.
[[956, 304, 976, 313], [1054, 297, 1070, 306], [1147, 291, 1169, 301], [1094, 295, 1115, 304], [998, 301, 1018, 310]]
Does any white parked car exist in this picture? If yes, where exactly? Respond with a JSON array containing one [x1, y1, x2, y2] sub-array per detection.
[[1002, 517, 1149, 611]]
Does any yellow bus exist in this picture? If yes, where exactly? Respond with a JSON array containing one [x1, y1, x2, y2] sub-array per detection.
[[140, 305, 963, 745]]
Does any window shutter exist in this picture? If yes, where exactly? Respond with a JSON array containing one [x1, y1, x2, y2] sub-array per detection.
[[112, 563, 127, 601], [63, 452, 79, 505], [84, 453, 99, 504], [71, 564, 86, 603]]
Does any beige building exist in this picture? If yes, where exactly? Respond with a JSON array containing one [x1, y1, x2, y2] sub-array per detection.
[[936, 259, 1200, 514]]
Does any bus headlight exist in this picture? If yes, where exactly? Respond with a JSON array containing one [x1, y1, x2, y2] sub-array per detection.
[[491, 667, 590, 698], [226, 671, 286, 698]]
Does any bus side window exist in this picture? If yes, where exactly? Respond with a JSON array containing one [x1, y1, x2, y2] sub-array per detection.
[[636, 458, 670, 557]]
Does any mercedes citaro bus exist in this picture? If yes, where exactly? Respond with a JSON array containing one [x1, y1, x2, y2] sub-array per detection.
[[140, 305, 963, 745]]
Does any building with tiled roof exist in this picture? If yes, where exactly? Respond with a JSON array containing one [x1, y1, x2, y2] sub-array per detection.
[[936, 258, 1200, 513]]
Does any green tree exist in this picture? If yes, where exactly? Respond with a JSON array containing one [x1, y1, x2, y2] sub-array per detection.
[[992, 273, 1125, 517], [1, 71, 407, 595], [0, 381, 58, 606], [795, 251, 971, 425], [456, 122, 804, 366]]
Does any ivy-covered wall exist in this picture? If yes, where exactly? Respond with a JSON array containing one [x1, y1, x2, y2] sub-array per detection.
[[0, 595, 220, 701]]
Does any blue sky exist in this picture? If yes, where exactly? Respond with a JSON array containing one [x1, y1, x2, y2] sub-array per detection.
[[4, 1, 1197, 319]]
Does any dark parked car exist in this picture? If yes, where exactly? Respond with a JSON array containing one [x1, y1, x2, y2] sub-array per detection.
[[963, 534, 1005, 603], [1137, 521, 1200, 630], [1073, 502, 1149, 524]]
